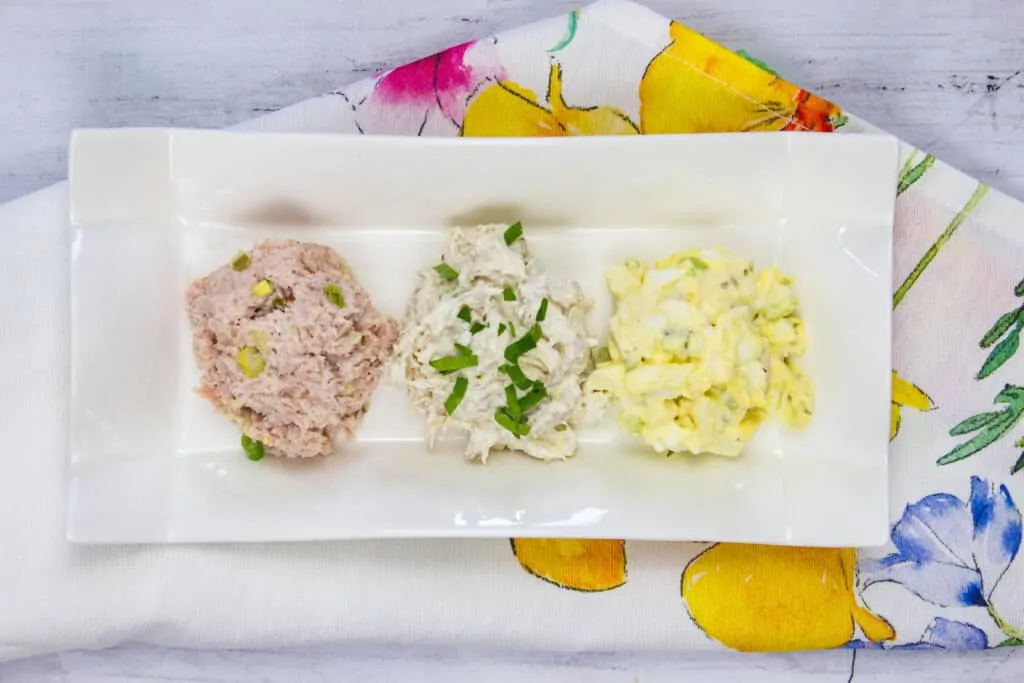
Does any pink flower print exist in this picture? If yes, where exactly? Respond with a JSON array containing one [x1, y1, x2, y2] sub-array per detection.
[[354, 38, 505, 136]]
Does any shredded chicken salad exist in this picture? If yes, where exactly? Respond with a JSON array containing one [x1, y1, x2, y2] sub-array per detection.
[[390, 223, 594, 462]]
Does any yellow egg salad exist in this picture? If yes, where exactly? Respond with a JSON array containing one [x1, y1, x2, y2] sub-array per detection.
[[586, 248, 813, 457]]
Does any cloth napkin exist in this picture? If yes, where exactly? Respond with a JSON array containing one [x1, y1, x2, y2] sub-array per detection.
[[2, 0, 1024, 660]]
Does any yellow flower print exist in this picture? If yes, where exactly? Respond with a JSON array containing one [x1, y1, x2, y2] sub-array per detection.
[[639, 22, 842, 135], [461, 63, 638, 137], [891, 370, 935, 440], [682, 544, 895, 651], [511, 539, 626, 591]]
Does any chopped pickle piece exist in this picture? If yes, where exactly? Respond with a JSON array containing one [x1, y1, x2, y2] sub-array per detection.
[[237, 345, 265, 378], [324, 284, 346, 307], [252, 279, 273, 297]]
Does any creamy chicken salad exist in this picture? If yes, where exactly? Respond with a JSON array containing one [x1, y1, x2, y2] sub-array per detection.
[[391, 223, 594, 462]]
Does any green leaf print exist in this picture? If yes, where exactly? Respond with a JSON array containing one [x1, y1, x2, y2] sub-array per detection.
[[979, 322, 1023, 379], [938, 385, 1024, 467], [893, 183, 988, 309], [998, 636, 1024, 647], [736, 50, 779, 76], [897, 153, 936, 196], [949, 411, 1004, 435], [982, 310, 1024, 348], [548, 9, 580, 53], [1013, 451, 1024, 475], [1016, 276, 1024, 297]]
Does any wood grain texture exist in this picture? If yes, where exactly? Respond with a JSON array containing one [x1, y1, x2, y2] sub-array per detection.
[[1, 0, 1024, 680], [1, 0, 1023, 203]]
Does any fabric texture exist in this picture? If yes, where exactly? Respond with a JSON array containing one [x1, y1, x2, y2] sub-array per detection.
[[2, 0, 1024, 659]]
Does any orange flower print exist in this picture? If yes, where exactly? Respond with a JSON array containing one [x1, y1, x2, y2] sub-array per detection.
[[511, 539, 626, 591], [891, 370, 935, 441], [682, 544, 895, 651], [461, 62, 638, 137], [639, 22, 842, 135]]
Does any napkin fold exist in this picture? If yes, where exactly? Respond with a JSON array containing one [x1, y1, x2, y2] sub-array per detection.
[[3, 0, 1024, 660]]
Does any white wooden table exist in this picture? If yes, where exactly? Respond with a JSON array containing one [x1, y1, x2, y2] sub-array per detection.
[[2, 0, 1023, 680]]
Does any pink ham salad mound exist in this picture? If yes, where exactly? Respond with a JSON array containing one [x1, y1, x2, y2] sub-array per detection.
[[185, 240, 398, 458]]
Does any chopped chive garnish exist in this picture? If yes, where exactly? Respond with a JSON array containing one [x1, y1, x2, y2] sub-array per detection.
[[454, 342, 474, 357], [241, 434, 264, 461], [470, 322, 486, 334], [494, 409, 530, 438], [497, 323, 507, 336], [231, 252, 251, 271], [518, 384, 548, 412], [457, 305, 473, 323], [429, 354, 478, 374], [502, 287, 517, 302], [445, 376, 468, 415], [536, 298, 549, 322], [503, 221, 523, 245], [505, 385, 522, 420], [434, 263, 459, 281], [688, 257, 709, 270], [324, 283, 346, 307], [504, 324, 542, 363], [499, 363, 534, 390]]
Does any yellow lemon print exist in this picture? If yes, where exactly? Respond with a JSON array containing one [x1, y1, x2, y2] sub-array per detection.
[[681, 544, 895, 651], [891, 369, 935, 441], [511, 539, 626, 591], [639, 22, 841, 135], [462, 63, 639, 137]]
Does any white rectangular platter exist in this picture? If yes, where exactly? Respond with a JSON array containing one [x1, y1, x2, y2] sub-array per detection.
[[68, 129, 898, 546]]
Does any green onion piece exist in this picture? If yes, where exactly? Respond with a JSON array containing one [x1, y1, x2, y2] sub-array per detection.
[[324, 284, 346, 308], [502, 287, 517, 302], [434, 263, 459, 281], [504, 324, 542, 363], [536, 298, 549, 322], [454, 342, 474, 357], [688, 257, 709, 270], [429, 354, 478, 374], [497, 323, 507, 336], [505, 385, 523, 420], [494, 409, 529, 438], [457, 305, 473, 323], [231, 252, 251, 271], [445, 376, 468, 415], [470, 322, 486, 335], [518, 384, 548, 413], [503, 221, 523, 245], [508, 322, 517, 337], [241, 434, 264, 461], [499, 363, 534, 391]]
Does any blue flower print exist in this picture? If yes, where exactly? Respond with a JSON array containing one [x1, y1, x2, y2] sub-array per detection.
[[859, 476, 1021, 607], [846, 618, 989, 651]]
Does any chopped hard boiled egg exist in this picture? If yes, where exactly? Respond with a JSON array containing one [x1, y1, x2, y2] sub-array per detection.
[[587, 247, 813, 457]]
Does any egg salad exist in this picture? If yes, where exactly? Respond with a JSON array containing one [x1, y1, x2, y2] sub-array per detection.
[[586, 248, 813, 457]]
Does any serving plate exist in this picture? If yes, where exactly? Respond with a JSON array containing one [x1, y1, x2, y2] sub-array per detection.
[[68, 129, 898, 546]]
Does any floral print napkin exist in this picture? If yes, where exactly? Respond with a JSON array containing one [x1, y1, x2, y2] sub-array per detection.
[[308, 0, 1024, 651]]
